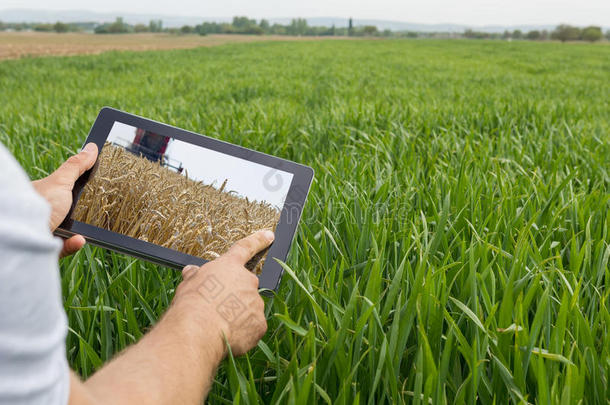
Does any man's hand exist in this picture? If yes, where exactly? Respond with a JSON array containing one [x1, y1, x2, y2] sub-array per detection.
[[77, 230, 275, 405], [173, 229, 274, 356], [32, 143, 98, 257]]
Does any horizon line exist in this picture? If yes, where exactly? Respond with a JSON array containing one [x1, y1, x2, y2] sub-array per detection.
[[1, 8, 608, 29]]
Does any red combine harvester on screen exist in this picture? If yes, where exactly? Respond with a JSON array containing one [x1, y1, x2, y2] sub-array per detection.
[[126, 128, 184, 173]]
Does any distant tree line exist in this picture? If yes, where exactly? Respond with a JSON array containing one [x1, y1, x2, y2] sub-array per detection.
[[93, 17, 164, 34], [465, 24, 605, 42], [0, 18, 608, 42], [193, 16, 386, 37], [0, 21, 96, 33]]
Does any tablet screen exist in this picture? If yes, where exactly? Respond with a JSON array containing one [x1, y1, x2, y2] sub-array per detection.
[[72, 121, 294, 273]]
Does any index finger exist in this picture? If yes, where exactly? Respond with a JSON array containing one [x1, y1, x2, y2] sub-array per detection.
[[224, 230, 275, 265]]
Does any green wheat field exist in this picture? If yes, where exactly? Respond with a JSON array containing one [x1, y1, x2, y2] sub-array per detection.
[[0, 39, 608, 404]]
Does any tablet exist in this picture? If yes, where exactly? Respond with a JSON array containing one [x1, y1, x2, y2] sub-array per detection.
[[56, 107, 314, 292]]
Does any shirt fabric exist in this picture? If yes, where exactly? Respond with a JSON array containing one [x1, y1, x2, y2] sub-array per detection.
[[0, 143, 69, 405]]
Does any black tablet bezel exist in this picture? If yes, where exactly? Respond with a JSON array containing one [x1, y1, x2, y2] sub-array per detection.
[[56, 107, 313, 292]]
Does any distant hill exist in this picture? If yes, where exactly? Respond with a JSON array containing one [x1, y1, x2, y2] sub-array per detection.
[[0, 8, 587, 33], [0, 9, 217, 28]]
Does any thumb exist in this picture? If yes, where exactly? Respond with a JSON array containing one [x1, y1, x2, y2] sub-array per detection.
[[52, 143, 98, 186]]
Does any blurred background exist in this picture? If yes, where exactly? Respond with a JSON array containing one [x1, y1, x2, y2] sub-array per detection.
[[1, 0, 608, 59]]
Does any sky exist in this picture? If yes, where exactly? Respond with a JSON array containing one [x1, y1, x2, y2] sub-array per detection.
[[107, 122, 293, 209], [2, 0, 609, 26]]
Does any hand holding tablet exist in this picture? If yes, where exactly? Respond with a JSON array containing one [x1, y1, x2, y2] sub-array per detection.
[[56, 107, 313, 292]]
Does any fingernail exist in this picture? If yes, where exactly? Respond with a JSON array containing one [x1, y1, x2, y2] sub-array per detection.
[[262, 230, 275, 242], [84, 143, 96, 153], [183, 265, 199, 272]]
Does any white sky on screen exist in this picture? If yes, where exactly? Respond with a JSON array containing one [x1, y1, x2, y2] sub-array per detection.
[[107, 121, 293, 209], [3, 0, 609, 26]]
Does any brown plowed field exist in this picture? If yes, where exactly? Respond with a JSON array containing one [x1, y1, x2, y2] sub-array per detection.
[[0, 32, 340, 60]]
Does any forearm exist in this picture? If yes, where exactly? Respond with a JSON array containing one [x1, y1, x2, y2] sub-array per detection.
[[78, 297, 226, 405]]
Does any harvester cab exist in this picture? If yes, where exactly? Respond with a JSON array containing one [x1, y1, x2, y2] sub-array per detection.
[[128, 128, 184, 173]]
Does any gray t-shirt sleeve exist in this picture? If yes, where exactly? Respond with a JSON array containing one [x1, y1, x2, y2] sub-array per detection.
[[0, 144, 70, 405]]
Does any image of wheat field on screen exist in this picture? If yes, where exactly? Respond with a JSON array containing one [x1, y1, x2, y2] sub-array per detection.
[[73, 142, 282, 273]]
